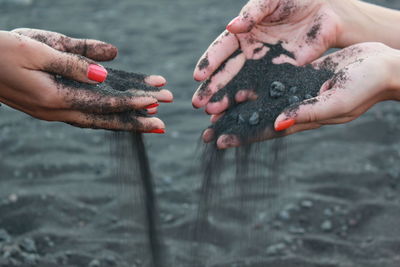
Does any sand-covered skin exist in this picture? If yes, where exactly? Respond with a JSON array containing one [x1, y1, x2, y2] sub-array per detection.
[[1, 0, 400, 266]]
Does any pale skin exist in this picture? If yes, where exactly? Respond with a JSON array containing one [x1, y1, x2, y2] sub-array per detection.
[[0, 29, 173, 133], [193, 0, 400, 148]]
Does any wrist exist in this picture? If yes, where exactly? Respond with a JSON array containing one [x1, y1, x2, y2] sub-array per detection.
[[329, 0, 400, 49], [327, 0, 372, 48], [387, 49, 400, 100]]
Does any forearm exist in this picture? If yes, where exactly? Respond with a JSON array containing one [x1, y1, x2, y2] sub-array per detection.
[[331, 0, 400, 49]]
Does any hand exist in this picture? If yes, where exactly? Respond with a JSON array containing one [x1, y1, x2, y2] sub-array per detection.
[[0, 29, 173, 132], [192, 0, 347, 112], [205, 42, 400, 149]]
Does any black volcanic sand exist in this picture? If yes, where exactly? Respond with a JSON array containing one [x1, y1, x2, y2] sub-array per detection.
[[57, 69, 166, 267], [1, 0, 400, 267], [206, 43, 334, 143], [191, 45, 334, 265]]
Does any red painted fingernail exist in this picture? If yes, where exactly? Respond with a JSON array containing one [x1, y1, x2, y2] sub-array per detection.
[[155, 83, 166, 87], [87, 64, 108, 82], [160, 100, 173, 103], [144, 129, 165, 134], [275, 119, 296, 132], [226, 16, 240, 31], [147, 110, 158, 115], [145, 103, 159, 109]]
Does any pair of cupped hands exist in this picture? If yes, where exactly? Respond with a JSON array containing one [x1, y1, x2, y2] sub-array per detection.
[[2, 0, 400, 149]]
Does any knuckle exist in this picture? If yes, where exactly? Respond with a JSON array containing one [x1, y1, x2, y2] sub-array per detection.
[[107, 97, 121, 108], [37, 91, 63, 109], [305, 108, 318, 123]]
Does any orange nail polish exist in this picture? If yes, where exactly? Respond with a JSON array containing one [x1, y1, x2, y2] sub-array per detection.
[[87, 64, 107, 82], [275, 119, 295, 132]]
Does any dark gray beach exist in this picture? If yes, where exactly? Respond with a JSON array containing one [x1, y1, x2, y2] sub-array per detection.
[[1, 0, 400, 266]]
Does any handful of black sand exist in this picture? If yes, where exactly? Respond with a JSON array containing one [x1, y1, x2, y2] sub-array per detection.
[[205, 43, 334, 144]]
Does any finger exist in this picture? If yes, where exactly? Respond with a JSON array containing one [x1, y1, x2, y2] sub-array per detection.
[[216, 126, 277, 149], [147, 107, 158, 115], [235, 90, 258, 103], [55, 110, 165, 132], [216, 134, 241, 149], [282, 122, 322, 136], [35, 41, 109, 84], [226, 0, 273, 34], [147, 89, 174, 103], [206, 95, 229, 115], [63, 89, 159, 113], [274, 91, 339, 128], [51, 74, 159, 112], [194, 31, 240, 81], [144, 75, 167, 87], [202, 128, 215, 143], [12, 28, 118, 61], [193, 52, 246, 108], [210, 113, 225, 124], [112, 69, 167, 87]]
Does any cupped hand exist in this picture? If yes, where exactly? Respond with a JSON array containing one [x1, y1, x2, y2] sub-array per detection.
[[192, 0, 344, 112], [0, 29, 173, 133], [206, 42, 400, 149]]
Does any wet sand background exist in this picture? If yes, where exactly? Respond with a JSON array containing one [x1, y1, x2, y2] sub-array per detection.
[[0, 0, 400, 266]]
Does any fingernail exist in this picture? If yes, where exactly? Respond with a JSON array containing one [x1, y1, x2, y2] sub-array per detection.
[[226, 16, 241, 31], [155, 83, 166, 87], [275, 119, 296, 132], [147, 110, 158, 115], [145, 103, 159, 109], [87, 64, 108, 82], [144, 129, 165, 134], [160, 100, 173, 103]]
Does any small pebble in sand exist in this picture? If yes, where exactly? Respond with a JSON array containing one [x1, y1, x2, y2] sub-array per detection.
[[321, 220, 333, 232], [289, 226, 306, 235], [0, 229, 11, 242], [278, 210, 291, 221], [270, 81, 286, 98], [19, 238, 37, 253], [323, 208, 333, 217], [266, 243, 287, 256], [289, 87, 298, 94], [88, 259, 101, 267], [249, 112, 260, 126], [23, 253, 38, 265], [237, 114, 246, 124], [44, 236, 54, 247], [103, 255, 117, 266], [288, 96, 301, 105], [8, 194, 18, 203], [163, 214, 175, 223], [304, 94, 314, 100], [300, 200, 314, 208]]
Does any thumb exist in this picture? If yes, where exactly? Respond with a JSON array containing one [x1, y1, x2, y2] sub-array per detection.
[[226, 0, 271, 34], [274, 90, 347, 131], [40, 45, 108, 84]]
